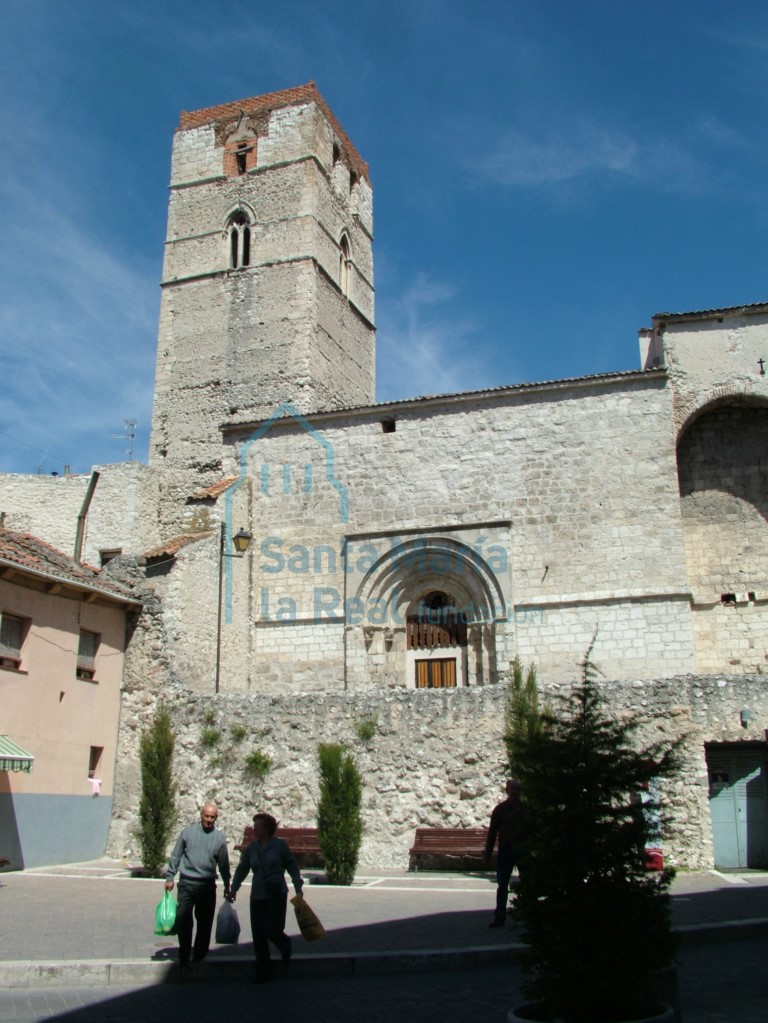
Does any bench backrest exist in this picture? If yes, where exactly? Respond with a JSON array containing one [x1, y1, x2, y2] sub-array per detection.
[[235, 825, 319, 851], [412, 827, 488, 844]]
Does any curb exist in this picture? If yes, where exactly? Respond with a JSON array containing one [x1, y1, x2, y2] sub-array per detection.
[[675, 917, 768, 945], [0, 946, 522, 990], [2, 920, 767, 990]]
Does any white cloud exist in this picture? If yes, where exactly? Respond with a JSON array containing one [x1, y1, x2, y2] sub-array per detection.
[[376, 273, 496, 402], [461, 92, 759, 202], [0, 142, 157, 474], [478, 122, 639, 187]]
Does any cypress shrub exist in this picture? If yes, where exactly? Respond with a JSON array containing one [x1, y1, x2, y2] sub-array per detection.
[[135, 703, 178, 877], [504, 656, 543, 775], [317, 742, 363, 885]]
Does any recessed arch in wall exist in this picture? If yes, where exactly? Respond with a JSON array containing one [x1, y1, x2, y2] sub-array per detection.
[[676, 396, 768, 672]]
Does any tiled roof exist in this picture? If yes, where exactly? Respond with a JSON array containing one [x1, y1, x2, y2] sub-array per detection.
[[143, 533, 215, 561], [652, 301, 768, 323], [178, 81, 370, 183], [0, 528, 139, 606], [188, 477, 239, 502]]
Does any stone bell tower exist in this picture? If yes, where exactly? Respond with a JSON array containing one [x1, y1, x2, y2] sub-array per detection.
[[149, 82, 375, 528]]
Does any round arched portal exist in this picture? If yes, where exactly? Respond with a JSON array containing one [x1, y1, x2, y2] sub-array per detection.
[[349, 536, 508, 688]]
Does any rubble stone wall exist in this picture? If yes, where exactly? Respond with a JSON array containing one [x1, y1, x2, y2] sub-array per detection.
[[107, 639, 768, 871]]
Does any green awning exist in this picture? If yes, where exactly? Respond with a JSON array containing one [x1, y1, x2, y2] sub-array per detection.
[[0, 735, 34, 773]]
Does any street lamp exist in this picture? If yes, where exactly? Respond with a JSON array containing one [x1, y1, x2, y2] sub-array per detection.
[[215, 523, 252, 693]]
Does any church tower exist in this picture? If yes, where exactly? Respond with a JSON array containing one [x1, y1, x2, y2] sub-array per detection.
[[149, 83, 375, 527]]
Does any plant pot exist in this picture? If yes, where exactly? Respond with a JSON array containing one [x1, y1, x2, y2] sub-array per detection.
[[507, 1001, 675, 1023]]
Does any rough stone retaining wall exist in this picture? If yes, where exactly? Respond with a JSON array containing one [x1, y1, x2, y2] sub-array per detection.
[[107, 638, 768, 871]]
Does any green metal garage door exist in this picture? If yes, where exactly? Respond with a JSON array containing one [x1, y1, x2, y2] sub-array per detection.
[[707, 747, 768, 869]]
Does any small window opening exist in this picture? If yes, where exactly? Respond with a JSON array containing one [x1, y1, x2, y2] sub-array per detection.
[[332, 143, 341, 165], [721, 593, 737, 606], [749, 591, 756, 602], [88, 746, 103, 779], [350, 169, 358, 190], [339, 234, 350, 297], [235, 145, 248, 175], [100, 548, 122, 567], [0, 613, 26, 670], [381, 419, 396, 434], [77, 629, 99, 681]]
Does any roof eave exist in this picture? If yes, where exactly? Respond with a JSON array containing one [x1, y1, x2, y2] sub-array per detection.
[[221, 367, 667, 435], [0, 557, 141, 608]]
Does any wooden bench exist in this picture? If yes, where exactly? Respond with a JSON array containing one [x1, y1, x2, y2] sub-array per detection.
[[408, 829, 662, 872], [235, 826, 323, 867], [409, 827, 491, 871]]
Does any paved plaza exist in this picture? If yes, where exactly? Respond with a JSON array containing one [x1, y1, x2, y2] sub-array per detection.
[[0, 862, 766, 1021]]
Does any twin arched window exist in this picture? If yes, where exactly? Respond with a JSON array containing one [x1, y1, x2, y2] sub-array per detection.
[[228, 211, 251, 269]]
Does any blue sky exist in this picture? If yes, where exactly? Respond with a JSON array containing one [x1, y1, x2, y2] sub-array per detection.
[[2, 1, 768, 474]]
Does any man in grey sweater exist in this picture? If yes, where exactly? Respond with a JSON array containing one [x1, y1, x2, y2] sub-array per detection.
[[165, 802, 231, 965]]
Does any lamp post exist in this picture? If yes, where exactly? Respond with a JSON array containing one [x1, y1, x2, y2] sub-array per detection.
[[215, 523, 252, 693]]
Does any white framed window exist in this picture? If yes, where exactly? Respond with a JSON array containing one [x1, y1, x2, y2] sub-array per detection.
[[77, 629, 100, 681], [0, 612, 28, 670]]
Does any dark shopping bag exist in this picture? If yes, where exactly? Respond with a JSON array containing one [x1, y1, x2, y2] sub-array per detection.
[[215, 900, 241, 944], [154, 890, 177, 935], [291, 894, 326, 942]]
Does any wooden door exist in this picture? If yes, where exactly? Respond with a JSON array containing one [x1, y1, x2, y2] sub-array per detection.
[[415, 658, 457, 688]]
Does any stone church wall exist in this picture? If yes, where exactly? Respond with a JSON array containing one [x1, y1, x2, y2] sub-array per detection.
[[212, 372, 697, 690]]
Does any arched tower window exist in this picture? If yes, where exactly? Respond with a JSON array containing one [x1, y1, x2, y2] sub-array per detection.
[[228, 211, 251, 269], [339, 233, 351, 297]]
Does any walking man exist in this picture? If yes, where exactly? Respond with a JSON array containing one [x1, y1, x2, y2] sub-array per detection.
[[165, 802, 231, 965], [484, 779, 527, 927]]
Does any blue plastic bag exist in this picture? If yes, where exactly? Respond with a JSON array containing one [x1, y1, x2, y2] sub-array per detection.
[[215, 900, 240, 944], [154, 890, 177, 935]]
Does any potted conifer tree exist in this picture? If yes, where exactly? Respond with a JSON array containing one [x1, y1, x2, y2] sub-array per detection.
[[509, 646, 682, 1023]]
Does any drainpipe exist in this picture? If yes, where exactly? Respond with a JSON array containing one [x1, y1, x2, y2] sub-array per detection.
[[73, 471, 100, 564]]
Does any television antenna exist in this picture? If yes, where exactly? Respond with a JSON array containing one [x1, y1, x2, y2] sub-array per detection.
[[112, 418, 137, 461]]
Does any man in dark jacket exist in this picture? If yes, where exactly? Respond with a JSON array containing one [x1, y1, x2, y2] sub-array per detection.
[[165, 802, 231, 964], [484, 779, 527, 927]]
